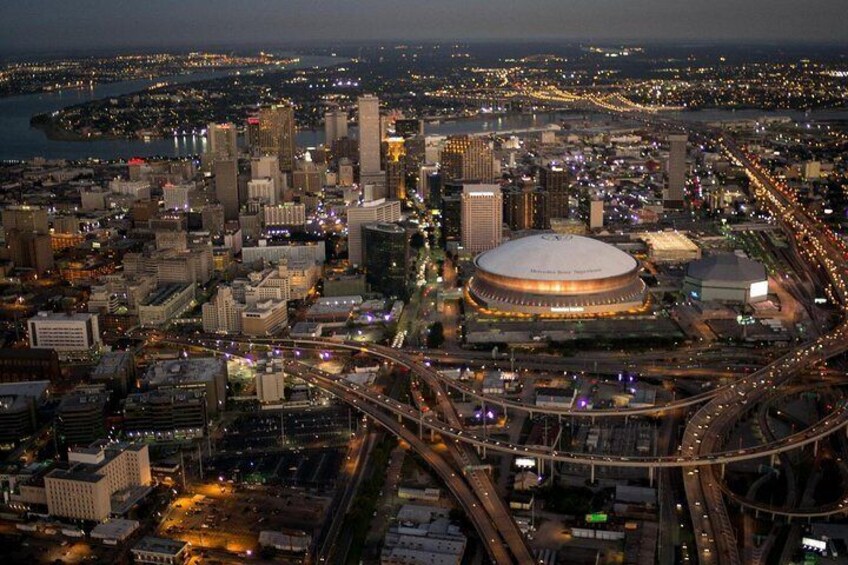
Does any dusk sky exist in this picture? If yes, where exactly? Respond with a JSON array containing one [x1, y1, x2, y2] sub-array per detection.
[[2, 0, 847, 54]]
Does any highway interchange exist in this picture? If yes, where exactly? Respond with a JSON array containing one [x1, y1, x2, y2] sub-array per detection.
[[156, 93, 848, 563]]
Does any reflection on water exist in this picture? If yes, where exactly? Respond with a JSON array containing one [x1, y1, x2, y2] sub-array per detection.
[[2, 73, 846, 162]]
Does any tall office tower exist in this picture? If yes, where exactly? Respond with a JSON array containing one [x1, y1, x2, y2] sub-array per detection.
[[3, 205, 53, 274], [363, 222, 409, 298], [461, 184, 503, 253], [206, 122, 238, 159], [385, 161, 406, 201], [324, 109, 348, 145], [394, 118, 423, 139], [2, 205, 49, 233], [245, 116, 260, 154], [539, 164, 570, 220], [258, 102, 296, 174], [213, 159, 240, 221], [251, 155, 284, 200], [503, 186, 548, 231], [384, 136, 406, 200], [439, 135, 494, 183], [590, 198, 604, 229], [418, 164, 439, 203], [357, 95, 381, 175], [346, 198, 401, 265], [202, 287, 244, 334], [665, 133, 688, 208], [338, 158, 355, 187]]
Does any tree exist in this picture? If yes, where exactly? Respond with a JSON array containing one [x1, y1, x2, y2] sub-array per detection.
[[410, 231, 426, 250], [427, 322, 445, 349]]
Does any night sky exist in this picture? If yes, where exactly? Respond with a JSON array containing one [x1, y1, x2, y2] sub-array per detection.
[[2, 0, 847, 54]]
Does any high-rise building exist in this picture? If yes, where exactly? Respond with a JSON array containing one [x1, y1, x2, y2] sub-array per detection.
[[363, 222, 409, 298], [461, 184, 502, 253], [503, 186, 548, 231], [539, 165, 570, 220], [213, 158, 240, 221], [358, 95, 382, 175], [665, 133, 688, 208], [346, 198, 402, 265], [6, 231, 54, 274], [440, 136, 494, 183], [3, 205, 54, 274], [202, 287, 244, 334], [395, 118, 423, 139], [440, 190, 463, 246], [245, 116, 261, 155], [2, 205, 49, 233], [206, 122, 238, 159], [324, 109, 348, 145], [258, 103, 296, 173], [385, 136, 407, 200]]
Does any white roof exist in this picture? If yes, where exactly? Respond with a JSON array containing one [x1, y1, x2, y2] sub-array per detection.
[[475, 234, 637, 282]]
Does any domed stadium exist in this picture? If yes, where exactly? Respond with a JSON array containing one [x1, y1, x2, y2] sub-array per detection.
[[467, 234, 646, 316]]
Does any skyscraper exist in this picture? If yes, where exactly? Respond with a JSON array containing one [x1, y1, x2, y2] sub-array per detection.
[[2, 205, 49, 234], [346, 198, 401, 265], [395, 118, 423, 139], [665, 133, 688, 208], [324, 109, 348, 146], [206, 122, 238, 159], [358, 95, 381, 175], [213, 159, 240, 221], [440, 135, 494, 183], [2, 206, 53, 274], [363, 222, 409, 298], [503, 186, 548, 231], [539, 164, 570, 221], [384, 136, 406, 200], [461, 184, 503, 253], [258, 103, 296, 174]]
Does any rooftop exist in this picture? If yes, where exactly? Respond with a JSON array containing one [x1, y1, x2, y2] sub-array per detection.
[[475, 234, 637, 282], [686, 253, 767, 283], [132, 536, 188, 556]]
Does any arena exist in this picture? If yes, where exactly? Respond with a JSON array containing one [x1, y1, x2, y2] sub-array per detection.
[[467, 234, 647, 316]]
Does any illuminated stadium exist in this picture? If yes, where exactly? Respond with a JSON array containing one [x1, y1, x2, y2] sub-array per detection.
[[467, 234, 647, 316]]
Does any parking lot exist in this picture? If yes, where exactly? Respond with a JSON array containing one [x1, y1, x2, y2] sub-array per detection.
[[219, 406, 352, 451], [208, 448, 344, 489], [159, 482, 331, 557]]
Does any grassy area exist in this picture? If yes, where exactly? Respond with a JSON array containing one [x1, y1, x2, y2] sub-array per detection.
[[342, 434, 398, 565]]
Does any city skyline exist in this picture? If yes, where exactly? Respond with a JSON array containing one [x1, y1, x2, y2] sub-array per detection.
[[2, 0, 847, 54]]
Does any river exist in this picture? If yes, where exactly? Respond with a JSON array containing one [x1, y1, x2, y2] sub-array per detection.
[[0, 55, 341, 162], [1, 66, 847, 162]]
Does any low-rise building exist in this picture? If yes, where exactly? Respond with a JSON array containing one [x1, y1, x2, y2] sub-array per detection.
[[137, 284, 195, 327], [124, 389, 207, 440], [131, 537, 189, 565], [143, 357, 227, 416], [43, 442, 151, 522], [241, 299, 288, 336], [27, 311, 101, 353]]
